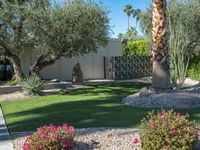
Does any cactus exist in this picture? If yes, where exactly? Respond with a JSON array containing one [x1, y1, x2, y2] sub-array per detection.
[[169, 18, 189, 88]]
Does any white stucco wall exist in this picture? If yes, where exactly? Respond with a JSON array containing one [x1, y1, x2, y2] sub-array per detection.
[[22, 38, 122, 81]]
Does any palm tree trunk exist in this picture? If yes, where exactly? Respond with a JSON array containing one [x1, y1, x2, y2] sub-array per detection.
[[128, 16, 130, 31], [152, 0, 171, 90]]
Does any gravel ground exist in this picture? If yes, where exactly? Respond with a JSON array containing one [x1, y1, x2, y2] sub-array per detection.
[[123, 84, 200, 109], [0, 85, 83, 102], [11, 128, 141, 150], [0, 91, 29, 102], [11, 127, 200, 150]]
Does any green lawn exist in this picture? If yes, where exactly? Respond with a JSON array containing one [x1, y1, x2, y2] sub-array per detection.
[[1, 83, 200, 133]]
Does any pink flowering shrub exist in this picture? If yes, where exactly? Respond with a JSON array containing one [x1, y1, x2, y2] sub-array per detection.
[[140, 110, 199, 150], [23, 124, 75, 150]]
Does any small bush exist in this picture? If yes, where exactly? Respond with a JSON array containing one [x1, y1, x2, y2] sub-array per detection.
[[23, 124, 75, 150], [140, 110, 199, 150], [22, 75, 44, 96], [123, 40, 150, 56], [187, 62, 200, 81]]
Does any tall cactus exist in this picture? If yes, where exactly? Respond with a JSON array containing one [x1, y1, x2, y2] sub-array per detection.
[[169, 19, 189, 88]]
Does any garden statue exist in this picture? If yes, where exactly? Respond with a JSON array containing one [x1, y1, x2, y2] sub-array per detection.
[[72, 62, 83, 83]]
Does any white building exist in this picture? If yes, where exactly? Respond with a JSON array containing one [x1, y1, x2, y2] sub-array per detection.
[[21, 38, 122, 81]]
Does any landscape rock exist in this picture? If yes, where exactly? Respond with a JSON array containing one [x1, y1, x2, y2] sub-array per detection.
[[139, 87, 151, 97]]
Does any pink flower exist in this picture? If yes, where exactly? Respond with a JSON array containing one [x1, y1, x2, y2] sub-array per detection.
[[158, 111, 165, 118], [67, 126, 75, 134], [63, 141, 69, 148], [151, 122, 157, 128], [133, 137, 139, 145], [23, 136, 31, 150], [170, 128, 177, 136], [176, 114, 184, 119], [39, 144, 43, 149], [62, 124, 69, 128]]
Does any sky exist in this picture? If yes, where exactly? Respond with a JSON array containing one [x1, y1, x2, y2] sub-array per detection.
[[56, 0, 151, 38]]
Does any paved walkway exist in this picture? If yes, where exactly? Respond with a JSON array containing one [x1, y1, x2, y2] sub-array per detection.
[[0, 107, 13, 150]]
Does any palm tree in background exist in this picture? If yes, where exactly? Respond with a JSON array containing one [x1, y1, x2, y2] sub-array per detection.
[[124, 4, 134, 31], [133, 9, 142, 29], [138, 7, 152, 34], [152, 0, 171, 90]]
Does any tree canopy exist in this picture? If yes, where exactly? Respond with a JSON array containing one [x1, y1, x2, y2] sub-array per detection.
[[0, 0, 110, 79], [29, 0, 110, 74]]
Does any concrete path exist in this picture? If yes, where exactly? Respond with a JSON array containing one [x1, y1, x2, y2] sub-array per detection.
[[0, 107, 13, 150]]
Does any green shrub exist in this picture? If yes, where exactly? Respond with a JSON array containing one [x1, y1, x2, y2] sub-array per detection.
[[22, 75, 44, 96], [123, 40, 150, 56], [140, 110, 199, 150], [187, 62, 200, 81]]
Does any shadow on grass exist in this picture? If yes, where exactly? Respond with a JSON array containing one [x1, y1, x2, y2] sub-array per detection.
[[6, 98, 150, 132], [63, 83, 147, 96], [2, 82, 200, 136]]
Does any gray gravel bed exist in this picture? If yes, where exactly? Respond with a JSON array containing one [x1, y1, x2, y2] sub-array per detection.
[[123, 85, 200, 109], [11, 127, 200, 150], [11, 128, 140, 150]]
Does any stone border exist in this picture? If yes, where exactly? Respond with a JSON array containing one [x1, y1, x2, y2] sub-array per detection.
[[0, 106, 13, 150]]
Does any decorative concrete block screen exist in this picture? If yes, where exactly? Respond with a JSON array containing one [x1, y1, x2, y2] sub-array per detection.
[[105, 56, 152, 80]]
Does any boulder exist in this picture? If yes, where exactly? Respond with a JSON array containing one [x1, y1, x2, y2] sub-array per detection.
[[139, 87, 151, 98]]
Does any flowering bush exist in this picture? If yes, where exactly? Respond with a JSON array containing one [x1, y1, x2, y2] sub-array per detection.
[[140, 110, 199, 150], [23, 124, 75, 150]]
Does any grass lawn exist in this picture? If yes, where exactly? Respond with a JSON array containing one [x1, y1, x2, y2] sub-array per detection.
[[1, 83, 200, 133]]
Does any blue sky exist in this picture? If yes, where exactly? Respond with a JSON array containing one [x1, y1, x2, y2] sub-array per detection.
[[56, 0, 151, 38]]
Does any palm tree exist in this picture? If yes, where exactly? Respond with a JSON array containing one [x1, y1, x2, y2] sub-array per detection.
[[124, 4, 134, 31], [138, 7, 152, 34], [133, 9, 142, 29], [152, 0, 171, 90]]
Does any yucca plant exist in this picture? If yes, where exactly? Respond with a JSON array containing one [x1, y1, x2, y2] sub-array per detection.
[[22, 75, 44, 96]]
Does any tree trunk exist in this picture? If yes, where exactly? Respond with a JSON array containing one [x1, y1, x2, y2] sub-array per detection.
[[11, 56, 24, 81], [0, 42, 24, 81], [30, 55, 57, 75], [152, 0, 171, 90], [128, 16, 130, 31]]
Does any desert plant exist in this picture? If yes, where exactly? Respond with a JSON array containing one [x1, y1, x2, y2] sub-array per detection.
[[169, 18, 189, 88], [22, 75, 44, 96], [140, 110, 199, 150], [23, 124, 75, 150]]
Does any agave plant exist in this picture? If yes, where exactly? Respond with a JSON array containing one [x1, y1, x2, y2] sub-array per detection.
[[22, 75, 44, 96]]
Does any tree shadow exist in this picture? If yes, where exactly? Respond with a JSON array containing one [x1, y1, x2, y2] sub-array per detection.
[[2, 82, 200, 140], [6, 98, 150, 133]]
